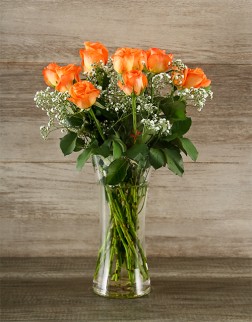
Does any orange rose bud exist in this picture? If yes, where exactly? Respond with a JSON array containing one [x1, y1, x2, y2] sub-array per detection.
[[68, 81, 100, 109], [118, 70, 148, 96], [112, 48, 147, 73], [79, 41, 109, 73], [43, 63, 61, 87], [146, 48, 173, 73], [173, 67, 211, 89], [42, 63, 81, 92]]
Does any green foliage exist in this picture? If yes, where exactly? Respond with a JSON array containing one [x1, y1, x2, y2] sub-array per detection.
[[74, 138, 86, 152], [95, 105, 116, 120], [126, 143, 149, 162], [93, 139, 111, 158], [76, 140, 98, 170], [113, 140, 123, 159], [76, 148, 92, 171], [149, 148, 166, 169], [112, 135, 127, 153], [163, 147, 184, 176], [106, 158, 129, 185], [178, 137, 198, 161], [95, 66, 110, 89], [171, 117, 192, 137], [159, 97, 186, 121], [66, 115, 84, 128], [60, 132, 77, 156]]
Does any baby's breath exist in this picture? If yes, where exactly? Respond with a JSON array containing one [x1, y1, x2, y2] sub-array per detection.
[[34, 88, 78, 139], [141, 115, 171, 136], [152, 73, 172, 96], [172, 59, 187, 71], [175, 87, 213, 111]]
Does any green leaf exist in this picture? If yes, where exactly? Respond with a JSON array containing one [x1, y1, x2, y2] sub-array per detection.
[[112, 136, 127, 152], [76, 140, 98, 171], [171, 117, 192, 137], [95, 106, 116, 120], [164, 147, 184, 176], [162, 133, 179, 143], [141, 132, 152, 144], [170, 100, 186, 120], [74, 138, 85, 152], [126, 143, 149, 161], [60, 132, 77, 156], [76, 148, 92, 171], [159, 98, 186, 121], [149, 148, 166, 169], [106, 158, 129, 185], [179, 138, 198, 161], [113, 140, 123, 159], [93, 139, 111, 158], [66, 115, 84, 127]]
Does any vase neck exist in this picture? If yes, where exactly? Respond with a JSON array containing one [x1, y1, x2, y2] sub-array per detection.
[[92, 155, 152, 186]]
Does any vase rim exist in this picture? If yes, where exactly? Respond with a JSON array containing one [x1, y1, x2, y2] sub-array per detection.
[[99, 181, 150, 188]]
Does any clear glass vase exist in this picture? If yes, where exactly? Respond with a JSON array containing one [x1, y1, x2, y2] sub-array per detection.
[[92, 155, 151, 298]]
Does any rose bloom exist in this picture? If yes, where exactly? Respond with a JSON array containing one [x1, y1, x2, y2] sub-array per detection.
[[68, 81, 100, 109], [42, 63, 59, 87], [146, 48, 173, 73], [118, 70, 148, 96], [79, 41, 109, 73], [43, 63, 81, 92], [173, 67, 211, 89], [112, 48, 147, 74]]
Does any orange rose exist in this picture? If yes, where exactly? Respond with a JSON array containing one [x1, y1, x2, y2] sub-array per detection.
[[56, 64, 82, 92], [146, 48, 173, 73], [43, 63, 81, 92], [173, 67, 211, 89], [43, 63, 60, 87], [112, 48, 147, 73], [79, 41, 109, 73], [118, 70, 148, 96], [68, 81, 100, 109]]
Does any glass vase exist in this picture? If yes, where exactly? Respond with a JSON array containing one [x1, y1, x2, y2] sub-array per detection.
[[92, 155, 151, 298]]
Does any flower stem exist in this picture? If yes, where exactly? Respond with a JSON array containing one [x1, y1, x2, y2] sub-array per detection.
[[95, 101, 106, 109], [89, 108, 105, 141], [132, 94, 137, 135], [93, 184, 149, 285]]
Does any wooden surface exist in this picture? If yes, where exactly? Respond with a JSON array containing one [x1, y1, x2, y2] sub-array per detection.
[[1, 257, 252, 321], [0, 0, 251, 64], [1, 162, 252, 257], [0, 1, 252, 257]]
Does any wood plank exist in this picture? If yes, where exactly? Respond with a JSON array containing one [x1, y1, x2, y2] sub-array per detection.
[[1, 0, 251, 64], [1, 257, 252, 321], [1, 257, 252, 279], [1, 0, 252, 261], [0, 63, 252, 163], [1, 162, 251, 257]]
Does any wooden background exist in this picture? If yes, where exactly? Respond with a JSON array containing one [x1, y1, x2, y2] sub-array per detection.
[[0, 0, 251, 257]]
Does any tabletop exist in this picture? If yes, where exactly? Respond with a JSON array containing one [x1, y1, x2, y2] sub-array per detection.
[[1, 257, 251, 321]]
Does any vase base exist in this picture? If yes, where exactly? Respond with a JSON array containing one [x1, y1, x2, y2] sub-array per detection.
[[93, 279, 151, 299]]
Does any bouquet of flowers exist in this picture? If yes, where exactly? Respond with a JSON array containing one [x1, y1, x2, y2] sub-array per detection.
[[34, 41, 212, 297]]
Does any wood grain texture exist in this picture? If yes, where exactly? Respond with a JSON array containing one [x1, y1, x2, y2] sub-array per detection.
[[1, 162, 251, 257], [1, 257, 252, 321], [0, 0, 252, 257], [1, 0, 251, 64]]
